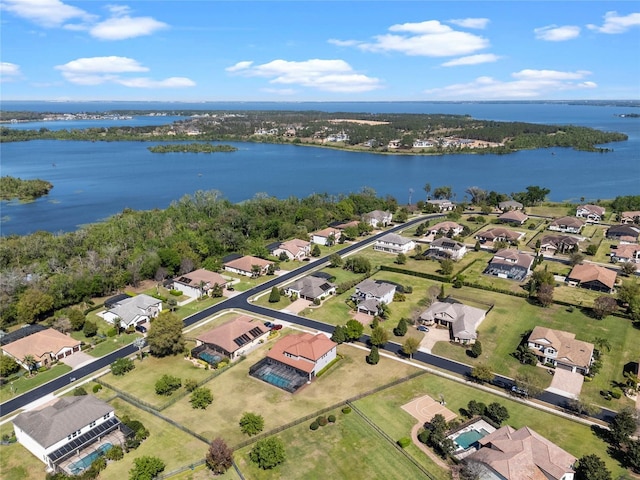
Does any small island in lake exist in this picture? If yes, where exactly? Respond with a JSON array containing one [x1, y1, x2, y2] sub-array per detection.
[[147, 143, 237, 154], [0, 176, 53, 201]]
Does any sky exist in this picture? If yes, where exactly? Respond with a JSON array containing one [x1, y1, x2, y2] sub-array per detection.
[[1, 1, 639, 102]]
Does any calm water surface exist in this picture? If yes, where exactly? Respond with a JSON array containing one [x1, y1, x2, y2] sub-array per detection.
[[1, 102, 638, 236]]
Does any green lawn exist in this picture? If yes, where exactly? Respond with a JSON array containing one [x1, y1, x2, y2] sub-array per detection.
[[233, 407, 432, 480], [0, 424, 48, 480], [527, 203, 576, 218], [0, 364, 72, 403], [85, 333, 140, 357]]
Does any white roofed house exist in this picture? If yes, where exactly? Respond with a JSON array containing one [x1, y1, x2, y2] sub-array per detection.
[[12, 396, 133, 474], [102, 294, 162, 330], [172, 268, 227, 298], [311, 227, 341, 246], [352, 279, 396, 316], [373, 232, 416, 254], [363, 210, 392, 228], [419, 299, 487, 344]]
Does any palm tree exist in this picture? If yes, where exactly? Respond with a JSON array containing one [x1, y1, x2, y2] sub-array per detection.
[[592, 337, 611, 353], [424, 183, 431, 201], [23, 354, 37, 375]]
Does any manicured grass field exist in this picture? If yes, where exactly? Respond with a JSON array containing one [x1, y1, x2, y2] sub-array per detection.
[[0, 424, 47, 480], [85, 333, 140, 357], [233, 407, 430, 480], [0, 364, 72, 403]]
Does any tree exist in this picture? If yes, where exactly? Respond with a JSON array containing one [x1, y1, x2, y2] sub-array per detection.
[[485, 402, 509, 425], [15, 288, 54, 324], [370, 325, 389, 347], [568, 252, 585, 266], [129, 456, 165, 480], [268, 286, 280, 303], [424, 183, 431, 200], [0, 355, 20, 377], [626, 440, 640, 473], [470, 340, 482, 358], [190, 387, 213, 409], [343, 256, 371, 274], [331, 325, 346, 344], [133, 337, 146, 360], [68, 309, 86, 330], [249, 438, 285, 470], [439, 259, 454, 276], [402, 337, 420, 358], [239, 412, 264, 436], [155, 374, 182, 395], [329, 253, 343, 267], [396, 252, 407, 265], [52, 316, 72, 334], [575, 454, 612, 480], [367, 345, 380, 365], [470, 363, 493, 384], [620, 262, 638, 276], [610, 407, 638, 446], [167, 297, 177, 312], [344, 319, 364, 342], [83, 320, 98, 337], [592, 295, 618, 319], [206, 438, 234, 474], [393, 318, 408, 337], [311, 244, 321, 257], [147, 312, 185, 357], [537, 283, 554, 307], [466, 400, 487, 417], [22, 354, 37, 375], [513, 372, 544, 398], [111, 357, 135, 376]]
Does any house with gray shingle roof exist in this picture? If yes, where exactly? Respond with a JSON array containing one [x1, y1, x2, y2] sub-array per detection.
[[352, 279, 396, 316], [419, 300, 487, 344], [102, 294, 162, 329], [373, 232, 416, 254], [363, 210, 392, 228], [286, 275, 336, 301]]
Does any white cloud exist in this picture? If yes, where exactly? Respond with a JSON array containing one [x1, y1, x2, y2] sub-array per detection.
[[227, 58, 382, 93], [90, 7, 168, 40], [424, 69, 596, 99], [55, 56, 193, 88], [448, 18, 490, 29], [0, 62, 22, 82], [0, 0, 94, 27], [587, 11, 640, 34], [328, 38, 362, 47], [352, 20, 489, 57], [441, 53, 501, 67], [534, 25, 580, 41]]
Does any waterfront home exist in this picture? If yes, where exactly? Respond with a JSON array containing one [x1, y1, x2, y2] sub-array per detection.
[[467, 425, 576, 480], [576, 204, 605, 223], [224, 255, 273, 277], [427, 221, 464, 238], [193, 316, 269, 361], [363, 210, 392, 228], [172, 268, 227, 298], [426, 199, 456, 212], [285, 275, 336, 301], [566, 264, 617, 293], [102, 294, 162, 330], [269, 238, 311, 261], [352, 279, 396, 315], [418, 299, 486, 344], [497, 210, 528, 225], [413, 139, 434, 148], [620, 210, 640, 224], [13, 395, 132, 474], [527, 326, 594, 374], [539, 235, 581, 255], [373, 232, 415, 254], [475, 227, 525, 244], [2, 328, 81, 371], [610, 244, 640, 265], [484, 249, 534, 281], [310, 227, 341, 246], [606, 224, 640, 243], [498, 200, 523, 211], [548, 216, 585, 234], [425, 237, 467, 261]]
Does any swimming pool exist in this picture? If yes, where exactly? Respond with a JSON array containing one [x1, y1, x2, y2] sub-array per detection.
[[199, 352, 221, 365], [68, 443, 112, 474], [261, 371, 295, 389], [453, 429, 490, 449]]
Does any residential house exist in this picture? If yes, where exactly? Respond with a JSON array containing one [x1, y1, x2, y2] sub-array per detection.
[[285, 275, 336, 301], [334, 220, 360, 231], [475, 227, 525, 244], [620, 211, 640, 224], [224, 255, 273, 277], [0, 324, 47, 347], [413, 139, 434, 148], [484, 249, 534, 281], [373, 232, 416, 254], [425, 237, 467, 261], [566, 264, 617, 293], [2, 328, 81, 371], [576, 204, 605, 223], [498, 200, 523, 211], [418, 300, 487, 344], [426, 199, 456, 212], [102, 294, 162, 329], [539, 235, 581, 255], [352, 279, 396, 315], [192, 316, 269, 361], [363, 210, 392, 228], [527, 326, 594, 374], [610, 244, 640, 265], [606, 224, 640, 243], [311, 227, 342, 246], [467, 425, 576, 480], [269, 238, 311, 261], [498, 210, 528, 225], [13, 395, 132, 473], [548, 216, 585, 234], [172, 268, 227, 298], [387, 139, 401, 149], [427, 221, 464, 238]]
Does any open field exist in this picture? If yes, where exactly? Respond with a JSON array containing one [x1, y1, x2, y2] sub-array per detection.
[[234, 407, 432, 480]]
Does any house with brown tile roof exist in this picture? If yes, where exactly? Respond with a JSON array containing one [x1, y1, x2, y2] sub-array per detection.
[[539, 235, 581, 255], [566, 263, 617, 293], [224, 255, 273, 277], [498, 210, 528, 225], [610, 244, 640, 266], [271, 238, 311, 261], [172, 268, 228, 298], [576, 204, 605, 223], [311, 227, 342, 246], [194, 316, 269, 361], [2, 328, 81, 371], [428, 221, 464, 238], [475, 227, 525, 244], [265, 332, 337, 379], [548, 216, 585, 234], [527, 326, 594, 374], [467, 425, 576, 480], [620, 211, 640, 224]]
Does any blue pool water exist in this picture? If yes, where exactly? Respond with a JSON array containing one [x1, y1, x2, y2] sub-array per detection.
[[68, 443, 112, 474], [261, 372, 294, 389], [453, 429, 490, 449], [199, 352, 221, 365]]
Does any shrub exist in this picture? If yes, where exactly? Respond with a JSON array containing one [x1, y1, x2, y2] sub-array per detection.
[[239, 412, 265, 436], [83, 320, 98, 337], [611, 388, 623, 399], [92, 384, 103, 393], [110, 357, 135, 376], [169, 289, 182, 296], [327, 414, 336, 423], [106, 327, 118, 338], [317, 416, 328, 427], [73, 386, 87, 396], [342, 406, 352, 414], [249, 438, 285, 470], [397, 437, 411, 448], [155, 374, 182, 395], [184, 378, 198, 392], [309, 421, 319, 431], [190, 387, 213, 409], [105, 445, 123, 461]]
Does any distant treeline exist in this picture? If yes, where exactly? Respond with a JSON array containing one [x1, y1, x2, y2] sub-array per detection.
[[147, 143, 237, 154], [0, 176, 53, 201]]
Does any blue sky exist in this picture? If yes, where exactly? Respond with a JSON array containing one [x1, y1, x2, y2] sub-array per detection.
[[1, 1, 639, 101]]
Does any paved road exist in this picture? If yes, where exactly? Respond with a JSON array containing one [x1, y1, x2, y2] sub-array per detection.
[[0, 212, 618, 424]]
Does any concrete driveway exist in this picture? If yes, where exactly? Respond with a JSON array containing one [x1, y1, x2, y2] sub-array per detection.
[[546, 368, 584, 399], [61, 351, 94, 370], [419, 326, 451, 352], [281, 298, 312, 314]]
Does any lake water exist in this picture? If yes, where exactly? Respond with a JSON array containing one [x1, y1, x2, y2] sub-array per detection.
[[1, 102, 638, 236]]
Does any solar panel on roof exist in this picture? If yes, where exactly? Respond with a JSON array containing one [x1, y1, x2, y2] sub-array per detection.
[[248, 327, 263, 338], [48, 417, 120, 462]]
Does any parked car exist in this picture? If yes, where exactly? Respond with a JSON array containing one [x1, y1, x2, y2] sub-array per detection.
[[511, 385, 528, 396], [417, 325, 429, 332], [271, 324, 283, 330], [263, 321, 274, 329], [135, 324, 147, 334]]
